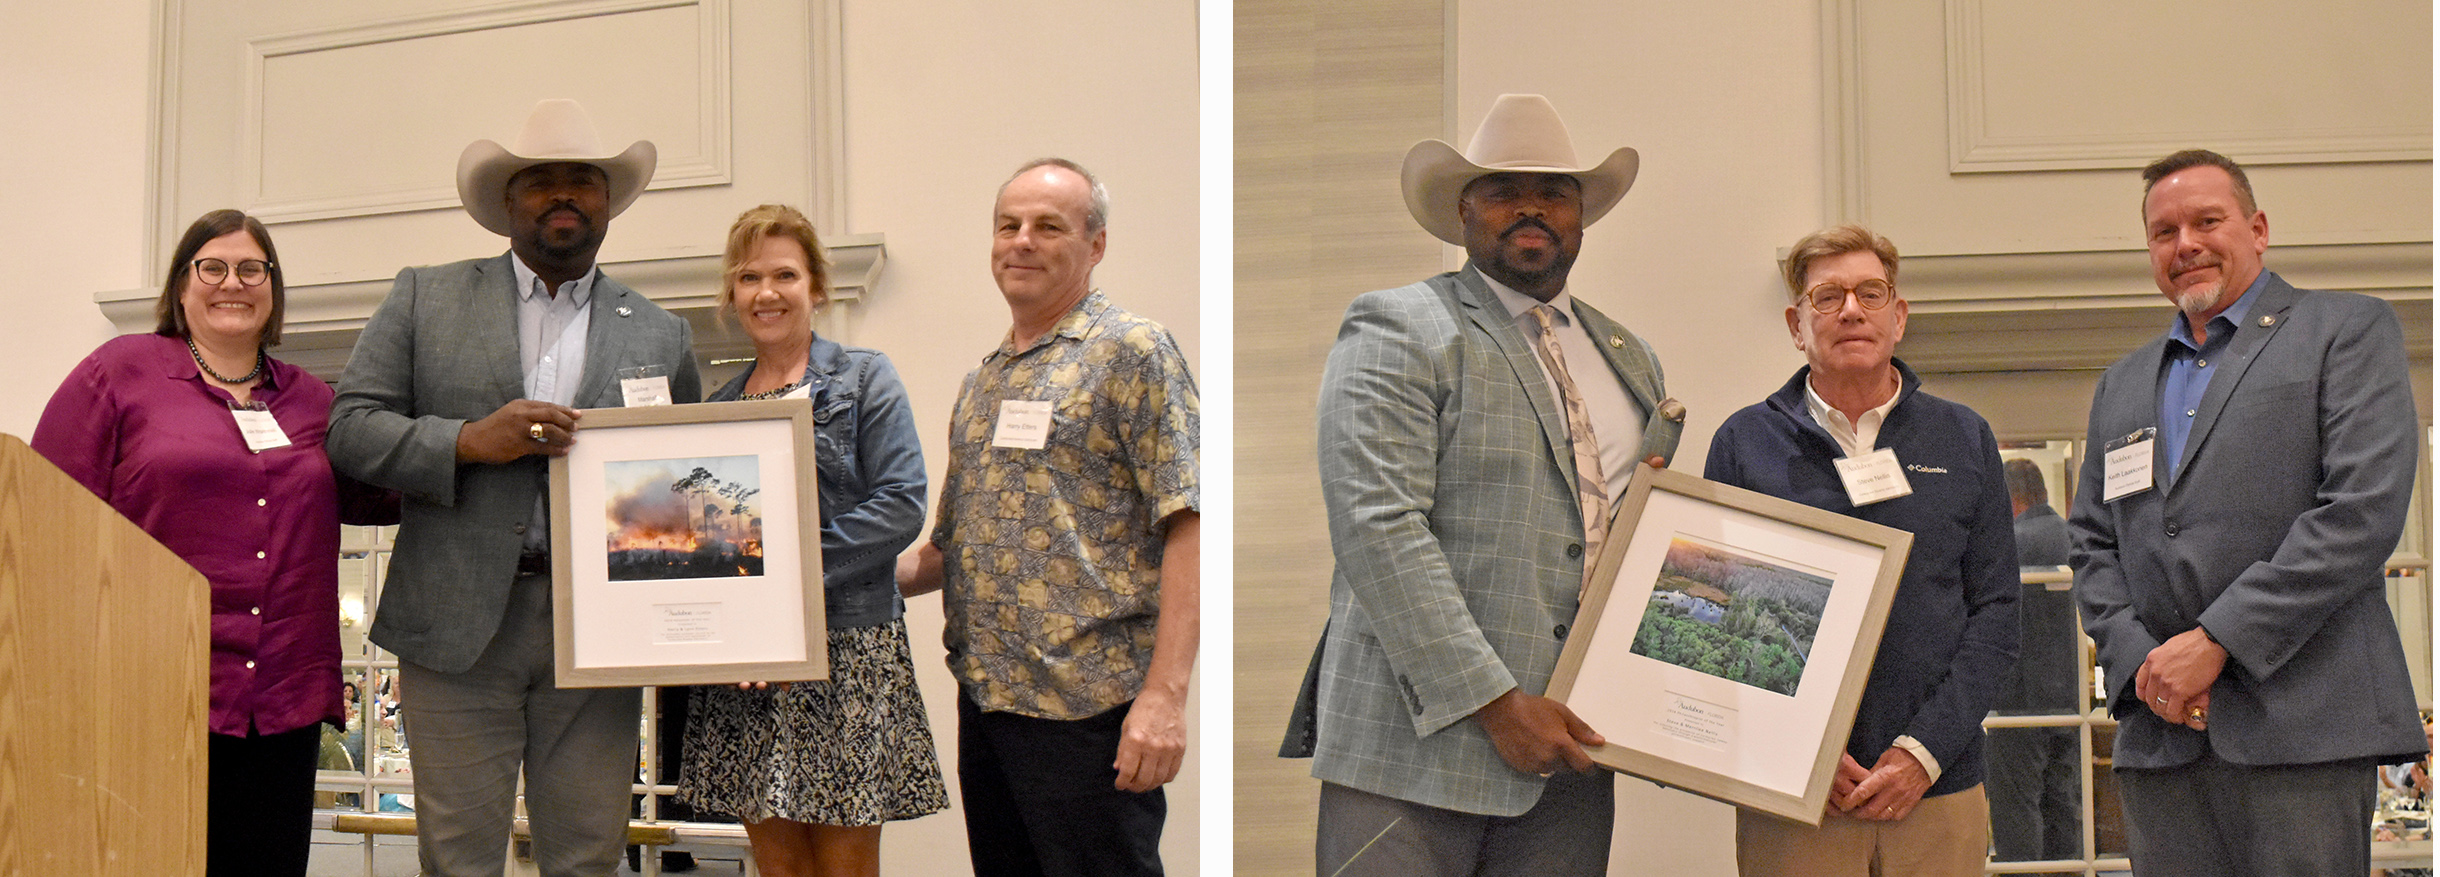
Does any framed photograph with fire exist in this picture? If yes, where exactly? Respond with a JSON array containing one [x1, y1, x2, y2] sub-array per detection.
[[1546, 464, 1910, 825], [548, 398, 826, 687]]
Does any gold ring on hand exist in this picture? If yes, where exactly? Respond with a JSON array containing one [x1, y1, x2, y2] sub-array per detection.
[[2187, 706, 2205, 722], [529, 423, 547, 442]]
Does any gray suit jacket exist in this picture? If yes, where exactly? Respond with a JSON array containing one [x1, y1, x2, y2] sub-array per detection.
[[1310, 266, 1678, 816], [2070, 272, 2422, 769], [328, 254, 703, 674]]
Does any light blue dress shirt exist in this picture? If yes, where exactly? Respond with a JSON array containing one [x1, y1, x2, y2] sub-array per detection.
[[511, 253, 597, 553], [2159, 271, 2267, 484]]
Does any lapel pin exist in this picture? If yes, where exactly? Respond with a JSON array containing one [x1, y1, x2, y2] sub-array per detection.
[[616, 306, 633, 318], [2257, 315, 2274, 327], [1608, 334, 1624, 348]]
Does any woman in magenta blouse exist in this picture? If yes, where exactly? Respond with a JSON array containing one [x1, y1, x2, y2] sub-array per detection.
[[33, 209, 392, 877]]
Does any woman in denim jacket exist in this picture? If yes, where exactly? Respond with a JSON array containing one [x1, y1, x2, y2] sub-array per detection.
[[677, 204, 946, 877]]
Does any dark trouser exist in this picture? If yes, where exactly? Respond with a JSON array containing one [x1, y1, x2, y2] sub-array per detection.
[[1315, 771, 1615, 877], [956, 694, 1165, 877], [1986, 725, 2080, 863], [2116, 751, 2378, 877], [207, 723, 323, 877]]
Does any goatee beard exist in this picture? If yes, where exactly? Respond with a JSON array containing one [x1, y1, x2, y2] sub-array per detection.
[[2175, 284, 2223, 318]]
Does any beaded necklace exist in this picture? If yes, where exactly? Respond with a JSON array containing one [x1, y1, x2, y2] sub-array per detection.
[[187, 336, 266, 384]]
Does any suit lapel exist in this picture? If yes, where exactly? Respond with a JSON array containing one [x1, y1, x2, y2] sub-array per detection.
[[2171, 276, 2300, 488], [1453, 268, 1575, 481], [1573, 299, 1661, 416], [474, 255, 529, 405], [575, 274, 633, 408]]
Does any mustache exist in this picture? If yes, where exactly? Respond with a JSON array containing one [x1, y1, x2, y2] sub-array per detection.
[[1502, 217, 1557, 242], [2170, 255, 2219, 275], [542, 202, 593, 224]]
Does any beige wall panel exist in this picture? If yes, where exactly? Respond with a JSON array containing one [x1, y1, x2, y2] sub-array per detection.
[[1837, 0, 2432, 260], [159, 0, 823, 296], [1952, 0, 2429, 171], [248, 4, 719, 222], [1233, 1, 1446, 872]]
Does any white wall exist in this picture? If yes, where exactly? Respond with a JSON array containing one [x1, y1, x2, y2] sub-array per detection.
[[0, 2, 147, 437], [0, 2, 1201, 875]]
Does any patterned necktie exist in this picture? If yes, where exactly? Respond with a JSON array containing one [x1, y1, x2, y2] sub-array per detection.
[[1529, 305, 1609, 595]]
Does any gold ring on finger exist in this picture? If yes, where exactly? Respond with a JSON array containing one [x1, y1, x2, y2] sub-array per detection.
[[529, 423, 548, 442]]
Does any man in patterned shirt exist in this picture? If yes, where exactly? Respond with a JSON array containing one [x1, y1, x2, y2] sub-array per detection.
[[899, 157, 1200, 877]]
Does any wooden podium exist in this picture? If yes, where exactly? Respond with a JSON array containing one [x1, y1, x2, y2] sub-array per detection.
[[0, 433, 207, 874]]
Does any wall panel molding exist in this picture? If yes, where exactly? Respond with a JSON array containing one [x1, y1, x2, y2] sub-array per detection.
[[1822, 0, 2429, 376], [1898, 241, 2432, 313], [239, 0, 731, 224], [1942, 0, 2429, 173], [136, 0, 867, 371]]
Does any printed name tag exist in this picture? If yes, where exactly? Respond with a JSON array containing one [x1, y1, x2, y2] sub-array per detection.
[[231, 407, 292, 453], [620, 375, 673, 407], [1833, 447, 1912, 507], [992, 400, 1054, 449], [2101, 428, 2156, 502]]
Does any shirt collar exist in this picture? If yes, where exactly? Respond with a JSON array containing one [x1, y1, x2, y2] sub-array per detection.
[[1480, 270, 1574, 324], [1000, 289, 1107, 356], [1800, 366, 1901, 452], [509, 251, 598, 307], [2168, 270, 2269, 351]]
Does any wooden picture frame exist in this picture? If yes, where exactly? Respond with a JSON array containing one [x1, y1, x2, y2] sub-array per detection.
[[548, 399, 826, 687], [1547, 465, 1912, 825]]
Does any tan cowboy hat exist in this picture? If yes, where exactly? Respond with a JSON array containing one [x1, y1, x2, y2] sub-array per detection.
[[456, 99, 657, 237], [1402, 93, 1639, 246]]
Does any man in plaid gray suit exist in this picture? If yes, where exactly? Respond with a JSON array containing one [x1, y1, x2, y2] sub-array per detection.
[[1306, 94, 1683, 876]]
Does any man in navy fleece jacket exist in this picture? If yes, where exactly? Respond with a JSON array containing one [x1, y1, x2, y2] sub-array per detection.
[[1705, 224, 2019, 877]]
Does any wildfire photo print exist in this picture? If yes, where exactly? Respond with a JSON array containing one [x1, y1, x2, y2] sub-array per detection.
[[602, 455, 765, 582], [1629, 536, 1830, 697]]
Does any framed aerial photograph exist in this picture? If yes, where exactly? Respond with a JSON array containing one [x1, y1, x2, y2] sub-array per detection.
[[1547, 465, 1911, 825], [548, 398, 826, 687]]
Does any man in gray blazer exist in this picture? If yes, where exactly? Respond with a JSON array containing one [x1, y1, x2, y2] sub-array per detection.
[[328, 99, 702, 877], [1307, 94, 1682, 877], [2070, 149, 2422, 877]]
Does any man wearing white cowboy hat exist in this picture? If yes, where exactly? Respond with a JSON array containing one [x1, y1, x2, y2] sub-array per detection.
[[330, 98, 702, 877], [1299, 93, 1683, 876]]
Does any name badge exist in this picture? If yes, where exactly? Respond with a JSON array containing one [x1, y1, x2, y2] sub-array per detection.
[[992, 400, 1054, 449], [1833, 447, 1912, 507], [619, 365, 673, 407], [2101, 427, 2156, 502], [230, 405, 291, 453]]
